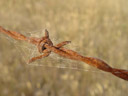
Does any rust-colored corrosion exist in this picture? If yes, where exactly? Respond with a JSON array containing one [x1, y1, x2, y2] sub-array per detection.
[[0, 26, 128, 81]]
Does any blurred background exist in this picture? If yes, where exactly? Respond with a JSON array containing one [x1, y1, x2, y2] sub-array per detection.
[[0, 0, 128, 96]]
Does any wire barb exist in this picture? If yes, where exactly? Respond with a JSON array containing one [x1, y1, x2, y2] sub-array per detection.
[[0, 26, 128, 81]]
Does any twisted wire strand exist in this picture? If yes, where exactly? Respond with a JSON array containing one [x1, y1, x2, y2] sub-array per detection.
[[0, 26, 128, 81]]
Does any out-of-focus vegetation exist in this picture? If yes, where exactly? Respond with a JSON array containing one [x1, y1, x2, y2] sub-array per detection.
[[0, 0, 128, 96]]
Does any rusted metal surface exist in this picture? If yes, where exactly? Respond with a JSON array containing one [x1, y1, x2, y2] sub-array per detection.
[[0, 26, 128, 81]]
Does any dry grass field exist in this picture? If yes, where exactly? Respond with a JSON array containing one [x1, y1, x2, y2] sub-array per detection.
[[0, 0, 128, 96]]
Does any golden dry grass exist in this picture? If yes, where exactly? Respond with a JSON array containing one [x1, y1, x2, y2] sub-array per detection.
[[0, 0, 128, 96]]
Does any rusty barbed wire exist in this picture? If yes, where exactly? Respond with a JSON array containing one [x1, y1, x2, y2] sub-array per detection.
[[0, 26, 128, 81]]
